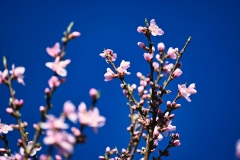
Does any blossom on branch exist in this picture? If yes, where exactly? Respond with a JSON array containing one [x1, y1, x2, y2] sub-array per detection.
[[178, 83, 197, 102], [9, 64, 25, 85], [45, 56, 71, 77]]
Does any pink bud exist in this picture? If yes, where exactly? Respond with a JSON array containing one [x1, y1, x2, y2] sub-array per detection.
[[39, 106, 45, 112], [33, 124, 39, 130], [137, 42, 145, 49], [173, 68, 182, 78], [55, 155, 62, 160], [71, 127, 81, 136], [69, 31, 81, 39], [138, 86, 144, 93], [99, 156, 105, 160], [156, 54, 160, 60], [45, 88, 50, 94], [173, 139, 181, 146], [157, 42, 165, 51], [140, 80, 147, 87], [105, 147, 110, 153], [136, 72, 142, 78], [131, 84, 137, 90], [122, 148, 126, 153], [6, 108, 14, 114], [89, 88, 98, 97]]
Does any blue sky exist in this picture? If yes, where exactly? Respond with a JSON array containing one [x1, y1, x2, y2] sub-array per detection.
[[1, 0, 240, 160]]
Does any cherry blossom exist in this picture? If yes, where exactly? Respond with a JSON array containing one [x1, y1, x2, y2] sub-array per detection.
[[78, 102, 106, 132], [45, 56, 71, 77], [178, 83, 197, 102], [39, 115, 68, 130], [9, 64, 25, 85], [46, 42, 61, 58], [63, 101, 78, 123], [20, 141, 41, 156], [0, 69, 8, 83], [0, 120, 13, 134], [148, 19, 164, 36], [99, 49, 117, 62]]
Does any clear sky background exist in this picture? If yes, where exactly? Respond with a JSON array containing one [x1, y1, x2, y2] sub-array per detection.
[[1, 0, 240, 160]]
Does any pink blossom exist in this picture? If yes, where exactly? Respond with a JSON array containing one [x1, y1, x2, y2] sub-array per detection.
[[48, 76, 61, 88], [0, 121, 13, 134], [157, 42, 165, 51], [173, 68, 183, 78], [55, 155, 62, 160], [117, 60, 131, 75], [43, 130, 75, 155], [63, 101, 78, 123], [154, 126, 163, 141], [166, 47, 177, 59], [152, 62, 159, 71], [46, 42, 61, 58], [148, 19, 164, 36], [9, 64, 25, 85], [104, 68, 115, 81], [0, 69, 8, 83], [163, 62, 174, 73], [78, 102, 106, 132], [39, 115, 69, 130], [172, 139, 181, 146], [143, 53, 153, 62], [163, 121, 176, 137], [178, 83, 197, 102], [20, 141, 41, 156], [138, 86, 144, 93], [89, 88, 98, 97], [137, 26, 147, 33], [45, 56, 71, 77], [99, 49, 117, 62]]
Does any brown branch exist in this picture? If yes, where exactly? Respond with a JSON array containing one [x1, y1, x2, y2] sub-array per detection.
[[144, 36, 191, 160]]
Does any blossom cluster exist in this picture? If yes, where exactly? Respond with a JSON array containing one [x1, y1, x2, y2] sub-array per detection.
[[0, 19, 197, 160], [98, 19, 196, 160]]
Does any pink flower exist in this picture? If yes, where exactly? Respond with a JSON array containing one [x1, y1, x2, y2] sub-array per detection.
[[48, 76, 61, 88], [20, 141, 41, 156], [78, 102, 106, 132], [117, 60, 131, 75], [104, 68, 115, 81], [143, 53, 153, 62], [43, 130, 75, 155], [45, 56, 71, 77], [148, 19, 164, 36], [39, 115, 69, 130], [154, 126, 163, 141], [166, 47, 177, 59], [0, 69, 8, 83], [163, 120, 176, 137], [46, 42, 61, 58], [63, 101, 78, 123], [178, 83, 197, 102], [152, 62, 159, 71], [157, 42, 165, 51], [173, 68, 182, 78], [9, 64, 25, 85], [0, 120, 13, 134], [99, 49, 117, 62], [163, 62, 174, 73]]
